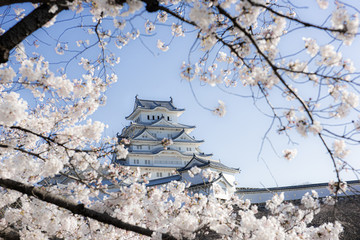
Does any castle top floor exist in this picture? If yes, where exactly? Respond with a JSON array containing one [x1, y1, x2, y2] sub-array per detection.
[[126, 96, 185, 123]]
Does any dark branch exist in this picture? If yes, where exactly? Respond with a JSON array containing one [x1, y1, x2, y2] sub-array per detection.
[[0, 0, 57, 7], [0, 178, 178, 240], [0, 2, 67, 63]]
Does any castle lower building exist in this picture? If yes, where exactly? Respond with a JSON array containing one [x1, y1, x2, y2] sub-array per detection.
[[113, 96, 236, 181]]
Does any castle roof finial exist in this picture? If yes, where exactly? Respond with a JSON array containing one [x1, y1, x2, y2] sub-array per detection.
[[170, 96, 173, 103]]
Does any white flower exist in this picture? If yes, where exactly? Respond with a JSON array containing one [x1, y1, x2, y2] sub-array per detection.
[[309, 121, 322, 135], [295, 116, 308, 137], [171, 24, 185, 37], [157, 11, 167, 23], [333, 140, 349, 158], [115, 144, 128, 159], [342, 91, 359, 108], [189, 4, 215, 30], [55, 43, 68, 55], [319, 44, 342, 66], [282, 149, 297, 161], [200, 34, 217, 51], [156, 39, 169, 52], [316, 0, 329, 9], [145, 20, 155, 34], [302, 37, 319, 57], [188, 166, 201, 178], [0, 92, 28, 126], [323, 196, 336, 205], [49, 4, 58, 14], [113, 19, 126, 30], [331, 7, 359, 45], [180, 62, 196, 81], [213, 100, 226, 117], [328, 180, 347, 194]]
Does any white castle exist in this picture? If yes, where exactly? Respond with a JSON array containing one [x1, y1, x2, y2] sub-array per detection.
[[113, 96, 239, 198]]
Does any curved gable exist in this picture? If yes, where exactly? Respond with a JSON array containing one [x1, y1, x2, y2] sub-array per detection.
[[133, 129, 157, 140]]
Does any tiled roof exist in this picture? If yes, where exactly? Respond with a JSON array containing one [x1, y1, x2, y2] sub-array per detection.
[[146, 175, 182, 187], [178, 155, 240, 173], [126, 97, 185, 120], [236, 180, 360, 193], [172, 129, 204, 143], [134, 97, 184, 111]]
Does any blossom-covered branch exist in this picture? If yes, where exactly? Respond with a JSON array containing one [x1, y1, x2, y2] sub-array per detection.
[[0, 177, 177, 240]]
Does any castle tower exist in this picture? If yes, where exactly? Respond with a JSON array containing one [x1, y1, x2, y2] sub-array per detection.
[[114, 96, 219, 179]]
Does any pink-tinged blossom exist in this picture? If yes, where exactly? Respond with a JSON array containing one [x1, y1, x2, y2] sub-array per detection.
[[115, 144, 128, 159], [309, 120, 322, 135], [317, 0, 329, 9], [189, 4, 215, 31], [282, 148, 297, 161], [202, 168, 219, 182], [157, 11, 167, 23], [213, 100, 226, 117], [295, 116, 308, 137], [328, 180, 347, 194], [180, 62, 197, 81], [161, 138, 173, 148], [284, 109, 296, 122], [303, 37, 319, 57], [113, 19, 126, 30], [156, 39, 169, 52], [145, 20, 155, 34], [188, 166, 201, 178], [200, 33, 217, 51], [319, 44, 342, 66], [171, 23, 185, 37], [0, 66, 16, 84], [333, 140, 349, 158], [55, 43, 68, 55], [342, 91, 359, 108], [0, 92, 28, 126], [331, 7, 359, 45]]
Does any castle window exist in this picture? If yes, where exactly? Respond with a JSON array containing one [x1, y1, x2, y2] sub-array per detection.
[[133, 159, 139, 164], [157, 116, 160, 119], [147, 115, 150, 120], [136, 145, 142, 150], [145, 160, 150, 165], [167, 116, 170, 121], [156, 172, 163, 177], [152, 116, 155, 120]]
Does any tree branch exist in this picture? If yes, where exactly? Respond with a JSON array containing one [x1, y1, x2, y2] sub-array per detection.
[[0, 178, 178, 240], [0, 2, 67, 63], [0, 0, 56, 7]]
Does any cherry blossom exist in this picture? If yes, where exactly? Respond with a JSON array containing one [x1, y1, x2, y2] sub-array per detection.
[[0, 0, 360, 238]]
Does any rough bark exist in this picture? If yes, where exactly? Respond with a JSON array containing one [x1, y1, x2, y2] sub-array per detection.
[[0, 178, 178, 240]]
